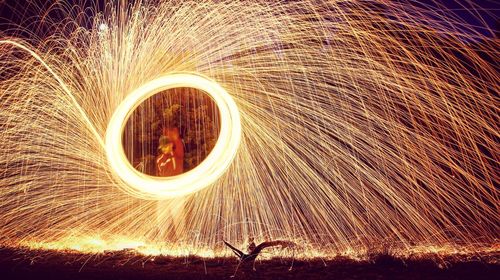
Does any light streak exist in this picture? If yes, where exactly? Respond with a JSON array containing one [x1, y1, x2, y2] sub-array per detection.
[[0, 0, 497, 256], [106, 73, 241, 199], [98, 23, 109, 32]]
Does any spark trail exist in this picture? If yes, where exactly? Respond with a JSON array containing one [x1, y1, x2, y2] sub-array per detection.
[[0, 0, 498, 257]]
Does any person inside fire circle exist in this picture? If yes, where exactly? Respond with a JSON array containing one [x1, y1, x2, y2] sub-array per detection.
[[156, 127, 184, 176]]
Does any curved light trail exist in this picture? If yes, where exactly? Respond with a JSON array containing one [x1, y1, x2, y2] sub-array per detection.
[[106, 73, 241, 199], [0, 0, 497, 257]]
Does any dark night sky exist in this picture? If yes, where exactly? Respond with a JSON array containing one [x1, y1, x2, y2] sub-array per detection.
[[402, 0, 498, 38], [0, 0, 497, 38]]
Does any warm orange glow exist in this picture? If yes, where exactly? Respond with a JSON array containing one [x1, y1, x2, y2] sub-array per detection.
[[18, 237, 499, 262], [106, 73, 241, 199], [0, 0, 497, 257]]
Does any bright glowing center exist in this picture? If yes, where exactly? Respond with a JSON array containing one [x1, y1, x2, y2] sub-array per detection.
[[105, 73, 241, 199]]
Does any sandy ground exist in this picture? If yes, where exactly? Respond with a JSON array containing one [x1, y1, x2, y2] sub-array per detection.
[[0, 247, 498, 279]]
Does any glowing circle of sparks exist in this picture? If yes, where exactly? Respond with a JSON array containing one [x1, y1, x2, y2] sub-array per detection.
[[105, 73, 241, 199]]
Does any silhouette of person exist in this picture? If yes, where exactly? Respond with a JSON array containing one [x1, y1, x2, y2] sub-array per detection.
[[247, 237, 256, 253], [156, 127, 184, 176], [155, 126, 186, 242]]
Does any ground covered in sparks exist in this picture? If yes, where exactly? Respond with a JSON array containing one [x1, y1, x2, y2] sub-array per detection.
[[0, 247, 498, 279]]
